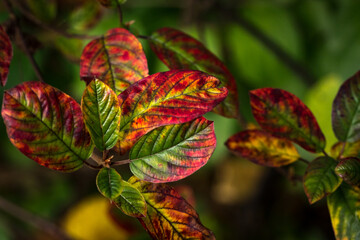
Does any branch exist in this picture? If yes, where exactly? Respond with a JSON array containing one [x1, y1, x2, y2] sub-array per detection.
[[0, 196, 72, 240], [3, 0, 44, 82], [116, 2, 125, 28], [111, 159, 131, 166]]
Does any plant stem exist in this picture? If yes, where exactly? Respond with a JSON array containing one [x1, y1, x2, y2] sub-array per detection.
[[84, 160, 102, 170], [322, 150, 330, 158], [116, 2, 124, 28], [137, 35, 150, 40], [337, 142, 346, 159], [3, 0, 44, 82], [298, 158, 310, 165], [0, 196, 72, 240], [111, 159, 131, 166]]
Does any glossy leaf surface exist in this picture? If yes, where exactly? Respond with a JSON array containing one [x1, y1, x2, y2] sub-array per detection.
[[80, 28, 148, 95], [96, 168, 123, 199], [226, 129, 299, 167], [113, 180, 147, 218], [1, 82, 93, 172], [332, 71, 360, 142], [81, 79, 120, 150], [129, 176, 215, 240], [97, 0, 126, 7], [116, 70, 227, 154], [129, 117, 216, 183], [0, 26, 12, 87], [328, 185, 360, 240], [335, 157, 360, 187], [303, 157, 342, 204], [250, 88, 326, 153], [149, 27, 239, 119]]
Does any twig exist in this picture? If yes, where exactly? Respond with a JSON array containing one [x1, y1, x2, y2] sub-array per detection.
[[11, 0, 97, 40], [137, 35, 150, 40], [322, 150, 330, 158], [298, 158, 310, 165], [337, 142, 346, 160], [111, 159, 131, 166], [84, 160, 102, 170], [3, 0, 44, 82], [0, 196, 72, 240], [116, 2, 125, 28]]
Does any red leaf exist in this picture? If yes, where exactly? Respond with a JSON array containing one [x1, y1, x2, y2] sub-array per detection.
[[0, 26, 12, 87], [149, 27, 239, 119], [250, 88, 326, 153], [80, 28, 148, 94]]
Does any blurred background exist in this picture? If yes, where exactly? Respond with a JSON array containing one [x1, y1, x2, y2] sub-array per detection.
[[1, 0, 360, 239]]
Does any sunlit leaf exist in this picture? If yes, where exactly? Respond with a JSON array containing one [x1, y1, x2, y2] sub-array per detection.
[[335, 158, 360, 187], [113, 180, 147, 218], [149, 27, 239, 119], [332, 71, 360, 142], [1, 82, 93, 172], [80, 28, 148, 95], [81, 79, 121, 151], [225, 129, 299, 167], [96, 168, 123, 199], [116, 70, 227, 154], [97, 0, 126, 7], [303, 157, 342, 204], [327, 184, 360, 240], [250, 88, 326, 153], [331, 141, 360, 159], [129, 176, 215, 240], [0, 26, 12, 87], [129, 117, 216, 183]]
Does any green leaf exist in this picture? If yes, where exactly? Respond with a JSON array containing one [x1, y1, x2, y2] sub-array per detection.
[[331, 141, 360, 159], [129, 117, 216, 183], [332, 71, 360, 142], [335, 157, 360, 187], [81, 79, 121, 151], [97, 0, 126, 7], [149, 27, 239, 119], [250, 88, 326, 153], [303, 156, 342, 204], [113, 180, 147, 218], [1, 82, 93, 172], [328, 184, 360, 240], [129, 176, 215, 239], [226, 129, 299, 167], [96, 167, 123, 199]]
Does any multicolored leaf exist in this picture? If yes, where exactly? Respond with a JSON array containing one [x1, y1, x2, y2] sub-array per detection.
[[250, 88, 326, 153], [149, 27, 239, 119], [331, 141, 360, 159], [225, 129, 299, 167], [81, 79, 121, 151], [332, 71, 360, 142], [335, 158, 360, 187], [129, 117, 216, 183], [97, 0, 126, 7], [327, 184, 360, 240], [96, 167, 123, 199], [129, 176, 215, 240], [1, 82, 93, 172], [80, 28, 148, 95], [303, 157, 342, 204], [116, 70, 228, 154], [0, 26, 13, 87], [113, 180, 147, 218]]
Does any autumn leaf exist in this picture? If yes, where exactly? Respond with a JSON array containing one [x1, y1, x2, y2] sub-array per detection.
[[0, 26, 12, 87], [303, 156, 342, 204], [332, 71, 360, 142], [1, 82, 93, 172], [96, 168, 123, 199], [335, 157, 360, 187], [129, 117, 216, 183], [331, 141, 360, 159], [226, 129, 299, 167], [129, 176, 215, 240], [81, 79, 121, 151], [149, 27, 239, 119], [116, 70, 227, 154], [250, 88, 326, 153], [80, 28, 148, 95]]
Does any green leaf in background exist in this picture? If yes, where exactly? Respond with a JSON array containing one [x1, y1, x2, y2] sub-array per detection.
[[25, 0, 57, 22], [335, 157, 360, 187], [81, 79, 121, 151], [67, 0, 102, 32], [332, 71, 360, 142], [96, 167, 123, 199], [129, 176, 215, 239], [327, 184, 360, 240], [97, 0, 127, 8], [1, 82, 93, 172], [303, 157, 342, 204], [129, 117, 216, 183], [306, 74, 342, 152], [250, 88, 326, 153], [113, 180, 147, 218]]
